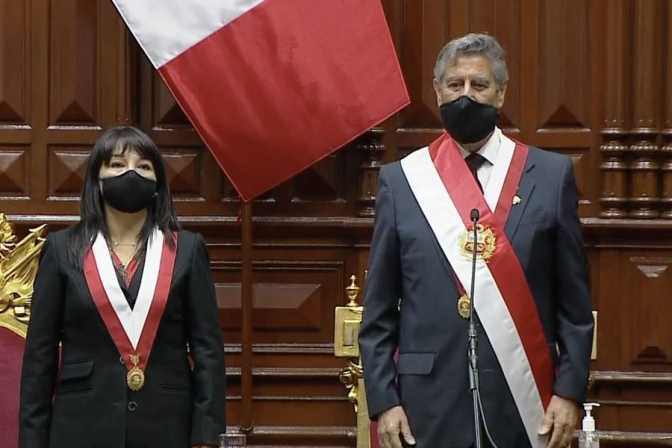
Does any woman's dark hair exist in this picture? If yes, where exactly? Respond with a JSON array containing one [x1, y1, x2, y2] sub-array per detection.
[[67, 126, 180, 267]]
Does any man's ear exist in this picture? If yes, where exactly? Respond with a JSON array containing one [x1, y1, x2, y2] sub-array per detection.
[[433, 78, 443, 107], [496, 82, 508, 109]]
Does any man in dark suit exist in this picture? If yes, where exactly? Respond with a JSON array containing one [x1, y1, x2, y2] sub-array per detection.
[[359, 33, 594, 448]]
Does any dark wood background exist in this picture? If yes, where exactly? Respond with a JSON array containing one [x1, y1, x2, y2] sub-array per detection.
[[1, 0, 671, 446]]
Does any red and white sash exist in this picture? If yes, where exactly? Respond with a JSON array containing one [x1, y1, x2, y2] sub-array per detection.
[[83, 228, 177, 382], [400, 129, 553, 447]]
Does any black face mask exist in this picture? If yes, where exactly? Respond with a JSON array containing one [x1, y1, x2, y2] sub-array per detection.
[[101, 170, 157, 214], [439, 96, 499, 144]]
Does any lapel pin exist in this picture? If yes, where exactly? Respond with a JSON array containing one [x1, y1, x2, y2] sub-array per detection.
[[513, 195, 522, 205]]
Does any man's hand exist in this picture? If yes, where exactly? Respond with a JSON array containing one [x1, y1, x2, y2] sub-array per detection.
[[538, 395, 580, 448], [377, 405, 416, 448]]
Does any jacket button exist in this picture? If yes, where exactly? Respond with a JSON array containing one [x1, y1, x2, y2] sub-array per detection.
[[128, 401, 137, 412]]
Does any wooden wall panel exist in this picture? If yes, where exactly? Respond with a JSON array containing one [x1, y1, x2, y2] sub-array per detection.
[[0, 1, 27, 124], [621, 255, 672, 367], [214, 259, 344, 342], [0, 148, 27, 196], [537, 0, 590, 130], [629, 0, 665, 219], [599, 0, 629, 219], [161, 149, 202, 198], [664, 2, 672, 220], [1, 0, 672, 446], [395, 0, 447, 129], [48, 147, 89, 197], [49, 0, 96, 125]]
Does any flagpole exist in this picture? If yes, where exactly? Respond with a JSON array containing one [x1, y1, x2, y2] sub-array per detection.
[[240, 200, 254, 432]]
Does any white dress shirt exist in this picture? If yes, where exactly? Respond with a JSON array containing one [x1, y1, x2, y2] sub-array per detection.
[[457, 127, 501, 190]]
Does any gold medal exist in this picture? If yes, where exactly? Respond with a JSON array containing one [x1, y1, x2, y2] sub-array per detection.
[[457, 294, 471, 319], [126, 354, 145, 391]]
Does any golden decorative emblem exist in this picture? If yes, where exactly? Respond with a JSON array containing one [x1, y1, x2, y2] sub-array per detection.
[[457, 294, 471, 319], [0, 214, 48, 338], [459, 224, 496, 262], [127, 354, 145, 391]]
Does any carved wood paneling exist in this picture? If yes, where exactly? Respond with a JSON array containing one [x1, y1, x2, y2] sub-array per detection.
[[161, 148, 201, 197], [292, 154, 345, 203], [537, 0, 590, 130], [662, 3, 672, 219], [591, 372, 672, 434], [152, 74, 190, 127], [356, 132, 384, 217], [599, 0, 629, 219], [396, 0, 449, 129], [0, 1, 26, 123], [0, 147, 27, 195], [525, 0, 595, 213], [629, 0, 664, 219], [626, 256, 672, 365], [213, 260, 343, 344], [48, 147, 89, 197], [49, 0, 96, 125]]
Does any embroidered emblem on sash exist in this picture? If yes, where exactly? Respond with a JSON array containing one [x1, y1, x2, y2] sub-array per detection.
[[459, 224, 496, 262]]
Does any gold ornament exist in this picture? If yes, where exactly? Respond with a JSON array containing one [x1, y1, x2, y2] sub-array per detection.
[[459, 224, 496, 262], [126, 354, 145, 391]]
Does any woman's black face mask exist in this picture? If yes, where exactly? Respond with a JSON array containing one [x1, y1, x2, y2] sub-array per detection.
[[101, 170, 157, 214]]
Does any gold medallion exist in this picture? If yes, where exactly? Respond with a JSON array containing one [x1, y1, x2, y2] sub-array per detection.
[[126, 354, 145, 391], [457, 294, 471, 319], [459, 224, 496, 262]]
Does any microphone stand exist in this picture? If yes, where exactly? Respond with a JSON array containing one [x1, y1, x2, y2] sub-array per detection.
[[468, 208, 483, 448]]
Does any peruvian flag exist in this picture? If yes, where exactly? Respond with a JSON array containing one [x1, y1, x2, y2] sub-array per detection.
[[111, 0, 409, 201]]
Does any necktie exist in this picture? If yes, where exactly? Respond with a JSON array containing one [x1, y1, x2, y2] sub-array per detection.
[[465, 152, 487, 192]]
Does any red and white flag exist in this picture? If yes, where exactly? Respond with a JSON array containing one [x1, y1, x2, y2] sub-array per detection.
[[112, 0, 409, 201]]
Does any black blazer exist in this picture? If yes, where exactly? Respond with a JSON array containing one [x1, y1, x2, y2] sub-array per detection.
[[359, 148, 594, 448], [19, 229, 226, 448]]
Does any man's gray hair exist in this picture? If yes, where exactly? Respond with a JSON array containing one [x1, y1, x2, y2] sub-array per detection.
[[433, 33, 509, 88]]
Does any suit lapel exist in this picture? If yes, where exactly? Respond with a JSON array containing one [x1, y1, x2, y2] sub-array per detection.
[[504, 158, 536, 242]]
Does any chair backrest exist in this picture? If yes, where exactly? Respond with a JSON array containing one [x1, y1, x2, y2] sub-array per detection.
[[0, 215, 48, 448]]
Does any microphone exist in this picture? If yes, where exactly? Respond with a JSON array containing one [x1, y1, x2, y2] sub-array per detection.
[[468, 208, 483, 448], [467, 208, 499, 448]]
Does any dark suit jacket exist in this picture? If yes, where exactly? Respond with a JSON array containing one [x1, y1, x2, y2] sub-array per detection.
[[359, 147, 594, 448], [19, 229, 226, 448]]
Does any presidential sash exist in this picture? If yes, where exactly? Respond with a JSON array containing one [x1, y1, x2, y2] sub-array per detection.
[[83, 228, 177, 391], [400, 129, 553, 447]]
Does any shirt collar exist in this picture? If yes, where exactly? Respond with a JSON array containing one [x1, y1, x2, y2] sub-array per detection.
[[457, 127, 501, 165]]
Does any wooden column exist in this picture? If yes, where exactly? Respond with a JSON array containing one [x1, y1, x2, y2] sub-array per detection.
[[599, 0, 629, 219], [629, 0, 664, 219], [240, 202, 253, 431], [661, 4, 672, 219], [357, 130, 385, 217]]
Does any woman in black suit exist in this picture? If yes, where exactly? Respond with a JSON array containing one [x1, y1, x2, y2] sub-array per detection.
[[19, 126, 226, 448]]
